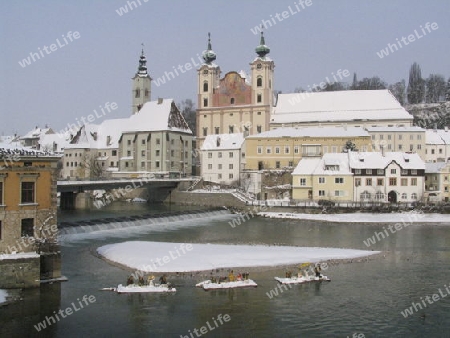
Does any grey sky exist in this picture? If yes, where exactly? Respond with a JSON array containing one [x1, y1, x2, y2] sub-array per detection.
[[1, 0, 449, 136]]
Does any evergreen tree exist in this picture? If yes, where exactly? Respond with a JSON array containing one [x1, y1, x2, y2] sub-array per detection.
[[446, 78, 450, 101], [407, 62, 425, 104], [351, 73, 358, 90], [425, 74, 446, 103]]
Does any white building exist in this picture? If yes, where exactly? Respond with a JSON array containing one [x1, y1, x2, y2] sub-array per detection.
[[272, 90, 414, 129], [200, 133, 245, 186], [425, 129, 450, 163]]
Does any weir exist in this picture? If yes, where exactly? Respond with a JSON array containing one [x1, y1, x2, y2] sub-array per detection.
[[58, 209, 229, 236]]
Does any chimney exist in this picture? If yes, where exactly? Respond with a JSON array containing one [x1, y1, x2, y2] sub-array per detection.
[[158, 98, 163, 104]]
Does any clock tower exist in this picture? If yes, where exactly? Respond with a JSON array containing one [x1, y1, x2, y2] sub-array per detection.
[[131, 47, 152, 114]]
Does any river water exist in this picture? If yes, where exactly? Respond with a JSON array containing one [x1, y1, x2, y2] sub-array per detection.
[[1, 202, 449, 338]]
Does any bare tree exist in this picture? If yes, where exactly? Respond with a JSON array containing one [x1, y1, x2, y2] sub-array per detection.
[[179, 99, 196, 135], [388, 80, 406, 106], [78, 152, 105, 179]]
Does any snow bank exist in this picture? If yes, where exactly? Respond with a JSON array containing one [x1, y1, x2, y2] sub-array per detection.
[[259, 212, 450, 224], [0, 289, 8, 304], [97, 241, 379, 273]]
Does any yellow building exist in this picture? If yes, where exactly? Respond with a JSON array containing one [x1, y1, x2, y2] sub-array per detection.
[[196, 33, 274, 149], [0, 149, 61, 287], [244, 127, 372, 171], [425, 162, 450, 202]]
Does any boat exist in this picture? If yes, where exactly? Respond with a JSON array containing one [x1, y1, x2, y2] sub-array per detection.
[[101, 278, 176, 293], [196, 279, 257, 290], [274, 274, 331, 285]]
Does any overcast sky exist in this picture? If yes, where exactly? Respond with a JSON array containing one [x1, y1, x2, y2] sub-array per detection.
[[1, 0, 449, 136]]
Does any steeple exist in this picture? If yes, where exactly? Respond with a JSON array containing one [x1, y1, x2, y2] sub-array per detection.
[[255, 31, 270, 58], [136, 44, 149, 77], [202, 32, 217, 64]]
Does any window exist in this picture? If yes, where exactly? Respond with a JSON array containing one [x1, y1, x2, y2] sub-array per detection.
[[387, 144, 392, 150], [203, 98, 208, 107], [229, 125, 234, 133], [229, 164, 233, 169], [323, 146, 328, 153], [208, 164, 212, 169], [366, 178, 372, 186], [110, 161, 114, 167], [141, 150, 145, 156], [257, 125, 262, 133], [203, 82, 208, 92], [335, 178, 344, 184], [257, 77, 262, 87], [155, 161, 160, 168], [257, 146, 262, 154], [401, 178, 408, 186], [144, 89, 149, 97], [127, 140, 131, 145], [257, 111, 261, 115], [208, 152, 212, 159], [266, 147, 272, 154], [218, 152, 222, 158], [361, 191, 371, 200], [142, 139, 145, 145], [331, 146, 337, 153], [275, 161, 280, 169], [355, 169, 361, 175], [399, 135, 402, 140], [112, 150, 117, 156], [377, 178, 384, 186], [0, 221, 1, 239], [319, 177, 325, 184], [411, 169, 417, 175], [398, 145, 402, 150], [125, 162, 129, 168], [431, 149, 435, 154], [229, 152, 233, 158], [355, 178, 361, 186], [21, 182, 35, 203], [319, 190, 325, 197], [21, 218, 34, 237], [135, 89, 140, 98], [257, 94, 262, 103], [218, 174, 222, 179], [411, 178, 417, 186], [411, 193, 417, 200], [141, 162, 145, 169], [388, 135, 391, 140], [402, 193, 407, 200], [215, 127, 220, 134], [275, 147, 280, 154], [0, 182, 2, 204], [218, 164, 222, 169], [230, 98, 235, 104], [391, 169, 396, 174], [229, 173, 234, 179], [417, 144, 422, 150], [171, 150, 174, 156], [300, 178, 306, 186], [203, 128, 208, 137], [156, 150, 160, 156], [389, 177, 397, 186], [377, 169, 384, 175], [294, 146, 299, 154], [375, 192, 384, 200], [366, 169, 372, 175], [285, 146, 290, 154], [410, 134, 414, 140], [401, 169, 408, 175], [288, 161, 293, 167], [334, 190, 344, 197], [171, 139, 174, 145], [380, 135, 384, 140], [127, 151, 131, 156], [156, 138, 160, 145]]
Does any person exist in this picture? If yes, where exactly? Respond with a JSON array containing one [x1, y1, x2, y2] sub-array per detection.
[[138, 276, 145, 286], [228, 270, 235, 282], [127, 275, 134, 285], [147, 275, 155, 286], [314, 264, 322, 278], [159, 275, 167, 284]]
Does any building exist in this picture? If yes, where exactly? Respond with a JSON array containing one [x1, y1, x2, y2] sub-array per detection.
[[131, 47, 152, 114], [425, 162, 450, 202], [292, 151, 425, 204], [272, 90, 414, 129], [425, 129, 450, 163], [200, 133, 245, 185], [244, 127, 372, 171], [20, 126, 54, 149], [0, 147, 61, 288], [196, 32, 274, 149], [366, 126, 426, 160], [118, 98, 193, 175]]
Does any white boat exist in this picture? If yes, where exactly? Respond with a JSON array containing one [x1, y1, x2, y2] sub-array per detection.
[[274, 275, 331, 284], [101, 281, 176, 293], [196, 279, 257, 290]]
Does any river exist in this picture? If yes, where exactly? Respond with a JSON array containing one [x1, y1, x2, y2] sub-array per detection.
[[1, 202, 449, 338]]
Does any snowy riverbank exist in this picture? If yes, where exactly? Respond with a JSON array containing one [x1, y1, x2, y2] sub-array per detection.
[[258, 211, 450, 223], [97, 241, 380, 273]]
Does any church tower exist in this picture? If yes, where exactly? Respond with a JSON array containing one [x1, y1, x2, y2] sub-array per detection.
[[196, 33, 220, 141], [250, 31, 275, 108], [131, 47, 152, 114]]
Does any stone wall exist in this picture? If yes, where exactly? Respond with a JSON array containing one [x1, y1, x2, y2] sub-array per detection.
[[0, 256, 40, 288]]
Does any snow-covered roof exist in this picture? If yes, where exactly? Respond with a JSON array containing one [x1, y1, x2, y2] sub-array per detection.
[[248, 127, 369, 139], [272, 90, 413, 124], [436, 129, 450, 144], [425, 162, 449, 174], [201, 133, 245, 151], [348, 151, 425, 170], [293, 153, 352, 176], [20, 127, 53, 140], [426, 130, 447, 145], [366, 126, 425, 132], [38, 133, 71, 153]]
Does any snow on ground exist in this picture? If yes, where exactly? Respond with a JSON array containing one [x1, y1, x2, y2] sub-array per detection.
[[259, 211, 450, 224], [0, 289, 8, 304], [97, 241, 379, 273]]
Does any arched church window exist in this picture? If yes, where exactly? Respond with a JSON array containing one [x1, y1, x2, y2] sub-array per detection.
[[203, 98, 208, 107], [257, 77, 263, 87], [135, 89, 140, 98], [144, 89, 149, 97], [203, 82, 208, 92]]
